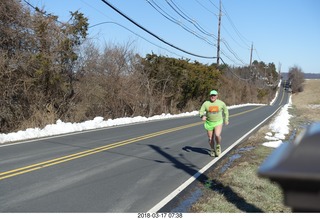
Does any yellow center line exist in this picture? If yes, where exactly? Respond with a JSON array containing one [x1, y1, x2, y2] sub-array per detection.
[[0, 122, 202, 180], [0, 105, 264, 181], [230, 105, 264, 117]]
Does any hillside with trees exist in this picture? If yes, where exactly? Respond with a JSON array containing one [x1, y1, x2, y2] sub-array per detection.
[[1, 0, 285, 133]]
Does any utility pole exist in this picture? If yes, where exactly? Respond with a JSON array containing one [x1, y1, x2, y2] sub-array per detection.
[[216, 0, 222, 66], [249, 42, 253, 67], [278, 62, 282, 75], [278, 62, 282, 81]]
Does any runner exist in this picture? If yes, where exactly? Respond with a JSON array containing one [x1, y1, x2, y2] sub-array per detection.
[[199, 90, 229, 157]]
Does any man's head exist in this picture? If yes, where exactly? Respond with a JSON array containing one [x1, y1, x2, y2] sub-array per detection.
[[209, 90, 218, 101]]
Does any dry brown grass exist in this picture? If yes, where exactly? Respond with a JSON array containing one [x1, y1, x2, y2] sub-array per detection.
[[291, 79, 320, 122]]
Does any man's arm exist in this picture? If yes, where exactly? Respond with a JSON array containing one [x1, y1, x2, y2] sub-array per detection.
[[223, 103, 229, 125], [199, 102, 207, 120]]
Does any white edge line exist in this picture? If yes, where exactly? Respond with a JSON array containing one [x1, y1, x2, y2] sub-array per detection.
[[147, 105, 283, 213]]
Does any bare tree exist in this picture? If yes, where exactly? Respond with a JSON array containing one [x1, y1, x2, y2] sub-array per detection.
[[288, 65, 305, 93], [73, 41, 144, 120], [0, 0, 35, 132], [0, 0, 88, 132]]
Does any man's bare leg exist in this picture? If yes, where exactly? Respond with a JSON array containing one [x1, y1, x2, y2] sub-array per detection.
[[207, 130, 215, 156], [214, 124, 223, 156]]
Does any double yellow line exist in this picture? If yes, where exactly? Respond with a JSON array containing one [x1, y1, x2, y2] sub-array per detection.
[[0, 122, 203, 181], [0, 105, 264, 181]]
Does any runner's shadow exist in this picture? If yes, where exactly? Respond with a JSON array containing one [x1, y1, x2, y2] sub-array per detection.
[[182, 146, 210, 155]]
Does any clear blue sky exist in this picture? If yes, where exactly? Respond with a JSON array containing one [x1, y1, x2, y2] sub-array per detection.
[[26, 0, 320, 73]]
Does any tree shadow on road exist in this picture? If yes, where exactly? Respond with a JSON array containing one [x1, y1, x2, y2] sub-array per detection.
[[148, 144, 263, 212]]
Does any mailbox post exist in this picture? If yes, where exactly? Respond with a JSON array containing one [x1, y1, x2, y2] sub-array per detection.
[[259, 122, 320, 212]]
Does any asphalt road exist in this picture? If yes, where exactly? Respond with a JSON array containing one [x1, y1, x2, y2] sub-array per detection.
[[0, 86, 289, 212]]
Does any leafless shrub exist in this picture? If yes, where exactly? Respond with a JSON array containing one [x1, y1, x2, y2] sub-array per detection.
[[288, 65, 305, 93]]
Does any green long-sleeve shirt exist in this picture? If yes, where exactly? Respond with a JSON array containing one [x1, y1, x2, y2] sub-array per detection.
[[199, 99, 229, 123]]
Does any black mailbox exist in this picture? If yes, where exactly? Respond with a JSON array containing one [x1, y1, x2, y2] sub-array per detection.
[[258, 122, 320, 212]]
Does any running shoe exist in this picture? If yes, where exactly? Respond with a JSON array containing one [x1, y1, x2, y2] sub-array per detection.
[[210, 149, 216, 157], [216, 144, 221, 157]]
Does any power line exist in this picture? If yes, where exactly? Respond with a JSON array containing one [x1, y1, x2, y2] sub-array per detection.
[[26, 0, 260, 74], [209, 0, 252, 66], [165, 0, 218, 40], [221, 2, 251, 48], [81, 0, 208, 61], [220, 57, 255, 81], [93, 1, 258, 81], [147, 0, 215, 46], [221, 39, 247, 65], [253, 46, 263, 62], [193, 0, 249, 67], [23, 0, 64, 25], [100, 0, 216, 59], [221, 25, 251, 51], [194, 0, 218, 15], [89, 21, 188, 59], [207, 0, 220, 11]]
